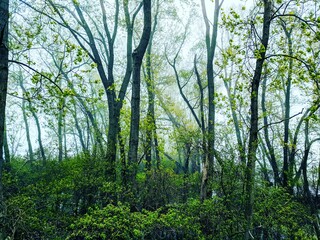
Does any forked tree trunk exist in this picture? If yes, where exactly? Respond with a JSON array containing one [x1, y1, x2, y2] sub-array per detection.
[[128, 0, 152, 181]]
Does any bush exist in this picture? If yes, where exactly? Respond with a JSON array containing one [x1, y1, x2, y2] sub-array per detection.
[[68, 203, 203, 240], [253, 186, 314, 239]]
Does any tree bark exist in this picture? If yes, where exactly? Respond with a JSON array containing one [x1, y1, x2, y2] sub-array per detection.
[[72, 103, 88, 154], [281, 23, 293, 191], [200, 0, 221, 201], [32, 108, 46, 162], [0, 0, 9, 237], [58, 96, 64, 162], [145, 0, 160, 170], [128, 0, 151, 180], [3, 120, 10, 163], [244, 1, 271, 239], [19, 77, 35, 162]]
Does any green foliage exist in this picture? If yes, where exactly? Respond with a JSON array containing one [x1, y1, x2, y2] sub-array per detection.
[[68, 203, 203, 240], [68, 204, 144, 240], [254, 186, 314, 239], [1, 156, 318, 239]]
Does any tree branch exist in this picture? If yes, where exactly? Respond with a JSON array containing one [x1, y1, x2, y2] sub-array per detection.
[[8, 60, 63, 93], [258, 109, 304, 132]]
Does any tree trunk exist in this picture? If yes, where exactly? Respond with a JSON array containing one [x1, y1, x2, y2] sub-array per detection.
[[244, 1, 271, 239], [128, 0, 151, 180], [3, 121, 9, 163], [22, 95, 34, 162], [261, 71, 280, 185], [223, 78, 246, 163], [72, 103, 88, 154], [31, 107, 46, 162], [0, 0, 9, 237], [144, 47, 153, 170], [200, 0, 221, 201], [281, 23, 293, 191], [144, 0, 160, 169], [20, 78, 35, 162], [63, 116, 67, 159], [58, 97, 64, 162]]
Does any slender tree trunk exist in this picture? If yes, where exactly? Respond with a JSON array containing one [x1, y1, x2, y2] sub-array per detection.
[[0, 0, 9, 237], [281, 24, 293, 191], [128, 0, 152, 180], [302, 120, 310, 199], [22, 96, 34, 162], [145, 0, 160, 170], [72, 128, 79, 156], [3, 121, 9, 163], [261, 71, 280, 185], [73, 104, 88, 154], [63, 117, 67, 159], [19, 77, 34, 162], [58, 97, 64, 162], [30, 107, 46, 162], [223, 79, 246, 163], [289, 105, 320, 183], [20, 78, 46, 162], [145, 45, 154, 170], [244, 1, 271, 239], [194, 55, 207, 185], [118, 126, 127, 186], [301, 120, 320, 238], [200, 0, 221, 201]]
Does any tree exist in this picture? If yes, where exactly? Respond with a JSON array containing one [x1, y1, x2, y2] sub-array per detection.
[[128, 0, 152, 182], [200, 0, 223, 201], [0, 0, 9, 237], [244, 0, 272, 238], [144, 0, 160, 170], [19, 73, 35, 162]]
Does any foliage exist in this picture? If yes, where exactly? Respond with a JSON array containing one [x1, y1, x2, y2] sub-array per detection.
[[253, 186, 314, 239], [67, 204, 144, 240], [0, 156, 317, 239], [68, 204, 203, 240]]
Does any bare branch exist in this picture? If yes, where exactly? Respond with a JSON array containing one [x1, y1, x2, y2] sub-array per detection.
[[258, 109, 304, 132]]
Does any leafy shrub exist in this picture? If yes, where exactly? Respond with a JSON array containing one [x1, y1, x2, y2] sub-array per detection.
[[68, 204, 144, 240], [68, 204, 203, 240], [143, 207, 203, 239], [253, 186, 314, 239]]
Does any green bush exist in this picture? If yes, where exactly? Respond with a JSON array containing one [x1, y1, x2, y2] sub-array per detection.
[[253, 186, 314, 239], [143, 207, 203, 239], [68, 203, 203, 240], [68, 204, 145, 239]]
